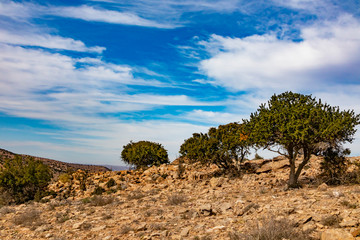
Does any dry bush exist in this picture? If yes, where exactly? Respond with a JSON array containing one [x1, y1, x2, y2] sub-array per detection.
[[340, 200, 357, 209], [119, 225, 133, 234], [149, 223, 167, 230], [167, 193, 187, 205], [55, 212, 70, 223], [321, 215, 342, 227], [13, 209, 44, 227], [0, 206, 14, 215], [89, 195, 115, 206], [127, 190, 145, 200], [240, 215, 311, 240]]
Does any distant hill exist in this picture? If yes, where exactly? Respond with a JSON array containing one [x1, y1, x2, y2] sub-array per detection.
[[0, 148, 111, 178], [102, 164, 130, 171]]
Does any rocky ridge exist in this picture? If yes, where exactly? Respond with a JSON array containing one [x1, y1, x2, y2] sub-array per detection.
[[0, 148, 110, 178], [0, 155, 360, 240]]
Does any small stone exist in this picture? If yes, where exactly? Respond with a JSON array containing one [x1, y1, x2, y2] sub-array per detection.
[[180, 227, 190, 237], [318, 183, 328, 191], [136, 222, 147, 231], [321, 229, 354, 240], [351, 227, 360, 237], [220, 202, 232, 213], [340, 218, 358, 227], [91, 225, 107, 231]]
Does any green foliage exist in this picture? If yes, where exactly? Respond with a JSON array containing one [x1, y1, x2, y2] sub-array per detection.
[[180, 122, 251, 171], [179, 133, 209, 164], [92, 186, 105, 195], [121, 141, 169, 169], [320, 147, 350, 185], [0, 155, 52, 204], [105, 178, 116, 188], [246, 91, 360, 187], [58, 173, 71, 183]]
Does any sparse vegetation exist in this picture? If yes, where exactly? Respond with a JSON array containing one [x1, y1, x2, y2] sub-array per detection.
[[121, 141, 169, 169], [240, 215, 311, 240], [167, 193, 187, 205], [92, 186, 105, 195], [127, 190, 145, 200], [321, 214, 342, 227], [89, 195, 114, 206], [58, 173, 72, 184], [320, 147, 350, 185], [106, 178, 116, 188], [13, 209, 43, 227]]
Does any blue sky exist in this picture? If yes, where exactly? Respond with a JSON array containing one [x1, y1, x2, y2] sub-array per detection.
[[1, 0, 360, 165]]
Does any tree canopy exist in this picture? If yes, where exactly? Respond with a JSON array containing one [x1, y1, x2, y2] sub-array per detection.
[[180, 122, 251, 171], [121, 141, 169, 169], [246, 91, 360, 187]]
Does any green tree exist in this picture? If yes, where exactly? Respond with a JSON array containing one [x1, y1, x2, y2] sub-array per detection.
[[246, 91, 359, 188], [121, 141, 169, 169], [0, 155, 52, 204], [180, 122, 251, 171], [179, 132, 209, 164]]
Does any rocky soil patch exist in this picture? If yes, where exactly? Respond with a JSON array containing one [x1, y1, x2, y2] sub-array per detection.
[[1, 156, 360, 240]]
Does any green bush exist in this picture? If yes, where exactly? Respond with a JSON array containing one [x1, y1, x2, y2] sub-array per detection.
[[180, 122, 251, 172], [0, 155, 52, 204], [320, 147, 350, 185], [121, 141, 169, 169], [106, 178, 116, 188], [92, 186, 105, 195]]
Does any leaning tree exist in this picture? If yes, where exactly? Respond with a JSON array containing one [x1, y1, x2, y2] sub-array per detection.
[[246, 91, 359, 188]]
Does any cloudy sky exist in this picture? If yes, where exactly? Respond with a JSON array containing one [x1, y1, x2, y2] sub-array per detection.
[[1, 0, 360, 165]]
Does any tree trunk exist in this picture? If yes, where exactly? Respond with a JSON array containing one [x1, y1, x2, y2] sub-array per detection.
[[288, 158, 299, 188]]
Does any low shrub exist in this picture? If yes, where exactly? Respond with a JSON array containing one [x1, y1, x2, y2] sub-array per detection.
[[0, 156, 52, 204], [13, 209, 43, 227], [240, 215, 311, 240], [127, 190, 145, 200], [106, 178, 116, 188], [167, 193, 187, 205], [92, 186, 105, 195], [58, 173, 72, 184]]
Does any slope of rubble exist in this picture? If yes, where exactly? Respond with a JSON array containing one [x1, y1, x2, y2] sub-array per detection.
[[0, 156, 360, 240]]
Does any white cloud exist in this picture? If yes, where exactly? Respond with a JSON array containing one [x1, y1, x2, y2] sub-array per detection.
[[0, 29, 105, 53], [0, 1, 176, 29], [49, 5, 177, 29], [199, 15, 360, 92], [0, 43, 218, 163]]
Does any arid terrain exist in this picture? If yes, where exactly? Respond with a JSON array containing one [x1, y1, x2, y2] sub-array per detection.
[[0, 155, 360, 240]]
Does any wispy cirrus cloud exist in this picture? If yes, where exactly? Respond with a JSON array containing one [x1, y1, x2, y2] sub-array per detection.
[[0, 29, 105, 53], [49, 5, 178, 29], [0, 1, 177, 29]]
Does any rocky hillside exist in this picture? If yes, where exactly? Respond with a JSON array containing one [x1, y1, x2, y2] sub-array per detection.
[[0, 148, 110, 178], [0, 155, 360, 240]]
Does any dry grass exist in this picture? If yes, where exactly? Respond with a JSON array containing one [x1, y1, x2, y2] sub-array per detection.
[[321, 214, 342, 227], [127, 190, 145, 200], [237, 215, 311, 240], [89, 195, 115, 206], [13, 209, 44, 227], [119, 225, 133, 234], [167, 193, 187, 205]]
